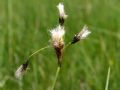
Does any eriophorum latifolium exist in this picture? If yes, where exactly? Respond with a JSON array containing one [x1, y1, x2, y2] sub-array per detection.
[[50, 25, 65, 67], [15, 2, 91, 89], [50, 2, 68, 67]]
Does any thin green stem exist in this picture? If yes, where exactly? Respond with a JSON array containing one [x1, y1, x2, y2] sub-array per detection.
[[22, 45, 50, 67], [19, 78, 23, 90], [51, 66, 61, 90], [28, 45, 50, 59], [50, 42, 71, 90], [64, 42, 71, 50], [105, 67, 111, 90]]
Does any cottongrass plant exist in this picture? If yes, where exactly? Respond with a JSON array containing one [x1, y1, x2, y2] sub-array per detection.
[[15, 2, 91, 90], [50, 3, 91, 90], [50, 3, 67, 90]]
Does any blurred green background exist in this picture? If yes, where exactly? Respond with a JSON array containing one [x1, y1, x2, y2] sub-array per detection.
[[0, 0, 120, 90]]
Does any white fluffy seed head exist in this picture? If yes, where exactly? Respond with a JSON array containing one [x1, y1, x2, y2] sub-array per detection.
[[57, 3, 68, 19], [78, 25, 91, 39], [50, 25, 65, 47], [15, 65, 24, 79]]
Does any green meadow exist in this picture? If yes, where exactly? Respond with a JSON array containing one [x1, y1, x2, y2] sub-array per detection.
[[0, 0, 120, 90]]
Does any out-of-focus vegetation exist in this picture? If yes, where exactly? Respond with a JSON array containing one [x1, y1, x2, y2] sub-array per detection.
[[0, 0, 120, 90]]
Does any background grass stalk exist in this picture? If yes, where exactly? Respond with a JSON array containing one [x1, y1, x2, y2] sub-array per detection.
[[8, 0, 13, 63], [105, 67, 111, 90], [51, 66, 61, 90]]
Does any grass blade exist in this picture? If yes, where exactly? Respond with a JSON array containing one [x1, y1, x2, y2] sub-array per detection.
[[105, 67, 111, 90]]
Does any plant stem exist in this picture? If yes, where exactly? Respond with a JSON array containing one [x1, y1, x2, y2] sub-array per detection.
[[19, 78, 23, 90], [28, 45, 50, 59], [51, 66, 61, 90], [105, 67, 110, 90], [23, 45, 50, 69]]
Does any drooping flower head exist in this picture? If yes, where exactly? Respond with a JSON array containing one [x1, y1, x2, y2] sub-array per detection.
[[71, 25, 91, 44], [57, 3, 68, 25], [50, 25, 65, 66], [15, 60, 29, 79]]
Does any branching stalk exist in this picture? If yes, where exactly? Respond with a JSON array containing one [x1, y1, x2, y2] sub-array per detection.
[[28, 45, 50, 59]]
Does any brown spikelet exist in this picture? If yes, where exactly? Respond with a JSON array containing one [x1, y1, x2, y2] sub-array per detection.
[[59, 17, 64, 26], [54, 44, 64, 67], [71, 25, 91, 44], [50, 25, 65, 66], [71, 34, 80, 44]]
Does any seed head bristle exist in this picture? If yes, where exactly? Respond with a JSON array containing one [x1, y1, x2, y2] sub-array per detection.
[[57, 3, 68, 19]]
